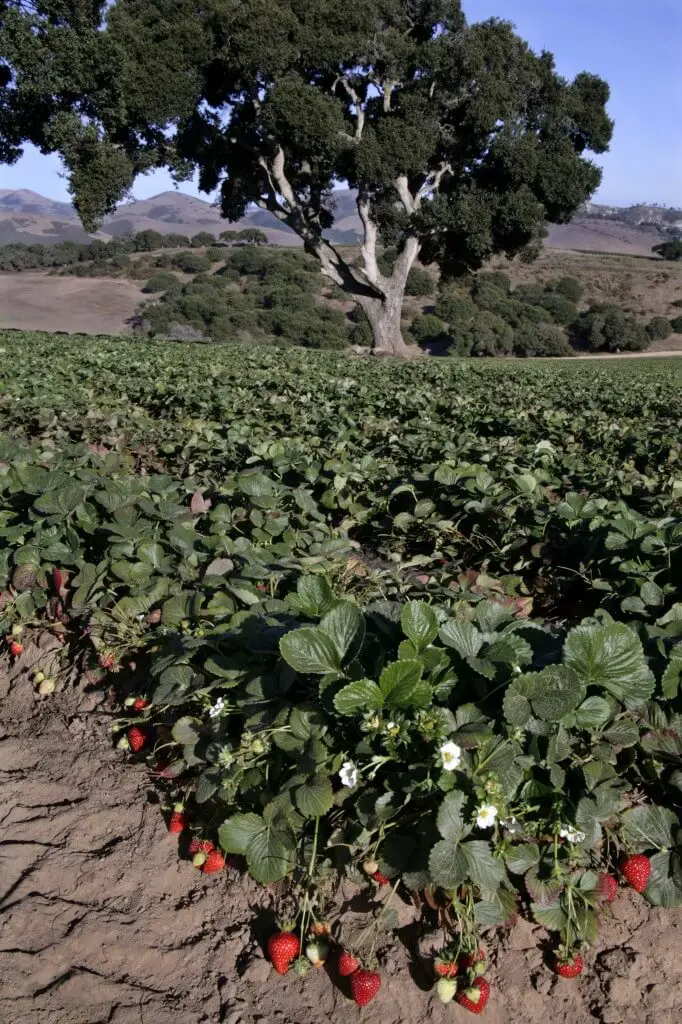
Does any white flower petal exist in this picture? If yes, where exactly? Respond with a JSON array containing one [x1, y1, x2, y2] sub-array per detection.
[[439, 741, 462, 771], [475, 804, 499, 828]]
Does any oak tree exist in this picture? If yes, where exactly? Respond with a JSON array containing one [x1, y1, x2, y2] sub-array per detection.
[[1, 1, 613, 355]]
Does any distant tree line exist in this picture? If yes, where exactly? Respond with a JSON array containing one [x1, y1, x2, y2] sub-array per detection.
[[0, 228, 269, 272]]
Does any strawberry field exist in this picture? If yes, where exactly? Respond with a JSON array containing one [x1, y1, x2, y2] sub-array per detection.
[[1, 329, 682, 1018]]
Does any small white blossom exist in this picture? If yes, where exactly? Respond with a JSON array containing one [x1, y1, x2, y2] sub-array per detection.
[[559, 826, 586, 844], [439, 741, 462, 772], [339, 761, 358, 788], [500, 816, 521, 835], [476, 804, 499, 828], [209, 697, 226, 719]]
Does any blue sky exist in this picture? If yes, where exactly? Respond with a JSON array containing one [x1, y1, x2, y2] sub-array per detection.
[[1, 0, 680, 208]]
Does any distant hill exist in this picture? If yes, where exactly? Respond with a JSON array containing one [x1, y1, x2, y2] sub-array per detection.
[[0, 187, 679, 256]]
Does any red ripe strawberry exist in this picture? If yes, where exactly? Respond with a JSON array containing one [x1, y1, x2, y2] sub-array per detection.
[[133, 698, 150, 711], [350, 968, 381, 1007], [371, 870, 390, 885], [9, 640, 24, 657], [188, 838, 215, 856], [338, 950, 360, 976], [127, 725, 147, 752], [597, 873, 618, 902], [434, 956, 458, 978], [168, 804, 188, 834], [200, 850, 225, 874], [268, 927, 300, 975], [99, 653, 115, 670], [554, 952, 584, 979], [456, 977, 491, 1014], [621, 854, 651, 893]]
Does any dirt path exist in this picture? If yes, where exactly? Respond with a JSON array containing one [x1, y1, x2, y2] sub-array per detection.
[[0, 273, 143, 335], [1, 663, 681, 1024]]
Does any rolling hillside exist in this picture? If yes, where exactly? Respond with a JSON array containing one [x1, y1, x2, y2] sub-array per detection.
[[1, 188, 679, 255]]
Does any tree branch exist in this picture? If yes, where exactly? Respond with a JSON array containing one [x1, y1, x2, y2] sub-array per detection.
[[395, 175, 417, 215], [333, 77, 365, 141]]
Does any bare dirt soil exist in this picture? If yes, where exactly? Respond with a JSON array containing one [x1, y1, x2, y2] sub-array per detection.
[[0, 273, 143, 335], [1, 653, 681, 1024]]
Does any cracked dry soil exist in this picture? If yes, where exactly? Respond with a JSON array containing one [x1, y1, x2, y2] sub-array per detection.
[[1, 662, 681, 1024]]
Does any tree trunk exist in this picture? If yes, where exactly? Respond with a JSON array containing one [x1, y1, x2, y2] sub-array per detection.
[[357, 280, 424, 359]]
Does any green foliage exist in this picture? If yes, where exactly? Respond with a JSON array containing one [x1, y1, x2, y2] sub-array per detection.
[[172, 252, 212, 274], [142, 272, 179, 294], [653, 241, 682, 261], [0, 0, 613, 355], [645, 316, 672, 342], [191, 232, 217, 248], [513, 323, 573, 358], [572, 305, 649, 353], [470, 310, 514, 356], [409, 314, 451, 351], [549, 276, 585, 302], [405, 267, 435, 297], [2, 333, 682, 945], [670, 316, 682, 332]]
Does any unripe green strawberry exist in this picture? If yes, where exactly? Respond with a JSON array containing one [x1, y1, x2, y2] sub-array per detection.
[[305, 937, 329, 967], [34, 670, 46, 684], [436, 977, 457, 1003], [363, 859, 379, 875], [38, 678, 56, 695]]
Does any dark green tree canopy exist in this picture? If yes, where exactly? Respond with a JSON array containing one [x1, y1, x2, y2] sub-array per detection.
[[1, 0, 613, 353]]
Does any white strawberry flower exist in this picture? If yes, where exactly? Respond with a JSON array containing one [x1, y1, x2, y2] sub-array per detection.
[[439, 741, 462, 771], [339, 761, 358, 788], [559, 825, 586, 844], [209, 696, 227, 719], [476, 804, 499, 828]]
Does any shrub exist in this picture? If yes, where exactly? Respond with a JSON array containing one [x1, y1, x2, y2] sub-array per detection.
[[514, 283, 546, 305], [494, 299, 552, 329], [645, 316, 672, 342], [348, 320, 374, 347], [409, 314, 451, 351], [572, 305, 649, 352], [191, 231, 217, 247], [470, 310, 514, 356], [404, 266, 435, 297], [205, 246, 225, 264], [526, 292, 578, 325], [513, 323, 573, 357], [471, 281, 510, 317], [652, 240, 682, 260], [154, 254, 173, 269], [548, 276, 585, 302], [433, 292, 477, 330], [172, 252, 212, 274], [142, 272, 178, 293], [476, 270, 512, 294], [670, 316, 682, 332]]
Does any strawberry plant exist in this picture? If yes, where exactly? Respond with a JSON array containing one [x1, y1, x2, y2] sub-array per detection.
[[2, 330, 682, 1009]]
